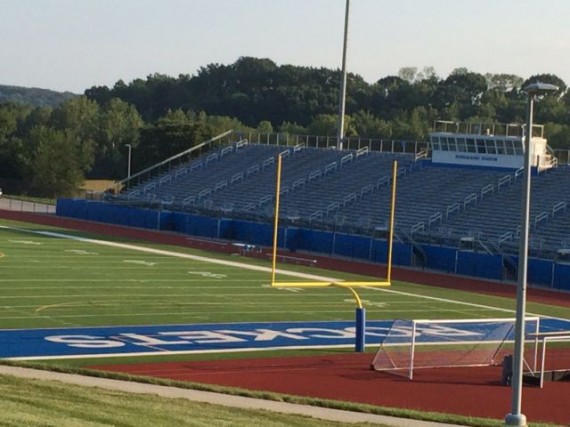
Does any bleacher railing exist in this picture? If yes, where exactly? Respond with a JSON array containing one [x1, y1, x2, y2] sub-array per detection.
[[233, 131, 428, 155], [119, 129, 234, 191]]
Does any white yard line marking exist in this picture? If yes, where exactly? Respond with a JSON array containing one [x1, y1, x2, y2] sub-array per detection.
[[6, 344, 354, 361], [35, 302, 84, 313]]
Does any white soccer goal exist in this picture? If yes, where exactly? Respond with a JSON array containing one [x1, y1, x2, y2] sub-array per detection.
[[526, 330, 570, 388], [370, 317, 541, 380]]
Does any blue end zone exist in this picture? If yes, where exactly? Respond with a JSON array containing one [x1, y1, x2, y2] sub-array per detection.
[[2, 318, 570, 360]]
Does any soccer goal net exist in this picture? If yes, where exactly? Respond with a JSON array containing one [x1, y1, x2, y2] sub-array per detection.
[[370, 317, 540, 380]]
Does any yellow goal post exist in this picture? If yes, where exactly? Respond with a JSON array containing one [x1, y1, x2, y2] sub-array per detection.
[[270, 154, 398, 290]]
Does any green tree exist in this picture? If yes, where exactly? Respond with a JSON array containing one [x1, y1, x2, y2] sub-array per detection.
[[256, 120, 274, 134], [432, 69, 487, 119], [278, 121, 308, 135], [352, 111, 392, 139], [25, 126, 94, 197], [307, 114, 339, 137], [0, 104, 34, 181], [50, 96, 99, 141], [94, 98, 143, 179]]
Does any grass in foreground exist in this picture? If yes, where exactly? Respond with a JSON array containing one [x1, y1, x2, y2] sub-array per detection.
[[2, 361, 562, 427], [0, 373, 384, 427]]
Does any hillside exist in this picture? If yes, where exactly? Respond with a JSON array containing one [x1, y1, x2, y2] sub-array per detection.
[[0, 84, 78, 107]]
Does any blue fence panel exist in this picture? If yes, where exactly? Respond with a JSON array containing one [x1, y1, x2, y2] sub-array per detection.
[[56, 199, 77, 217], [170, 212, 192, 235], [393, 243, 412, 266], [333, 233, 370, 259], [553, 263, 570, 291], [232, 221, 273, 245], [527, 258, 553, 287], [370, 240, 387, 263], [456, 251, 503, 280], [423, 246, 457, 273], [285, 227, 300, 252], [368, 241, 411, 266], [296, 229, 333, 254], [189, 216, 219, 238]]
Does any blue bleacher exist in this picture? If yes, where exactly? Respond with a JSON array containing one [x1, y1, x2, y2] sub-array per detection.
[[122, 143, 570, 257]]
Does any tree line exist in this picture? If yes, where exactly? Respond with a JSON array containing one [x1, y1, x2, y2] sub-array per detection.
[[1, 56, 569, 197]]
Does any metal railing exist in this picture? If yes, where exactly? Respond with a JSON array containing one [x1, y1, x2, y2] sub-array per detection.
[[234, 131, 429, 155], [0, 197, 56, 214], [119, 130, 235, 190]]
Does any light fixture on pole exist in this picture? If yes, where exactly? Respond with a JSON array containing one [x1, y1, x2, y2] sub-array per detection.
[[125, 144, 132, 179], [505, 81, 558, 427]]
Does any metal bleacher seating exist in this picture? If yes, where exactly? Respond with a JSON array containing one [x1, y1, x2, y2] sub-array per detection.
[[203, 146, 350, 215], [336, 164, 508, 233], [126, 143, 282, 206], [277, 150, 409, 222], [122, 141, 570, 257], [440, 165, 570, 253]]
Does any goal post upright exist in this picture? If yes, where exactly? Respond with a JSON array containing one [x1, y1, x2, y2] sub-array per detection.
[[270, 153, 398, 352], [386, 159, 398, 283], [270, 157, 398, 288], [270, 154, 283, 286]]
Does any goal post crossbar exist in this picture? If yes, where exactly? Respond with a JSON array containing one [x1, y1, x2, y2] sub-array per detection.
[[270, 154, 398, 290], [271, 281, 391, 288]]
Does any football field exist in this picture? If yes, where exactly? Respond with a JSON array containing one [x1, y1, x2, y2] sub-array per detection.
[[1, 218, 570, 361]]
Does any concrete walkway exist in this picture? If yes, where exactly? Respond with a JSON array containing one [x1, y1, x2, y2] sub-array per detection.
[[0, 365, 466, 427]]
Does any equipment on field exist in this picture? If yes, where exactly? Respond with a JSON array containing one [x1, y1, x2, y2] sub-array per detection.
[[370, 317, 541, 380], [270, 154, 397, 352], [523, 330, 570, 387]]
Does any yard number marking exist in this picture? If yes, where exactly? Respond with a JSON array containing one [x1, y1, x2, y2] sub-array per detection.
[[65, 249, 99, 255], [9, 240, 41, 245], [123, 260, 156, 267], [187, 271, 227, 279], [343, 298, 387, 308]]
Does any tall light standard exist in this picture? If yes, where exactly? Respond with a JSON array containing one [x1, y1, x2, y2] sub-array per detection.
[[125, 144, 132, 179], [336, 0, 350, 150], [505, 81, 558, 427]]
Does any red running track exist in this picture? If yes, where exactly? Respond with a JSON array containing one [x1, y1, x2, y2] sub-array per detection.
[[91, 353, 570, 426]]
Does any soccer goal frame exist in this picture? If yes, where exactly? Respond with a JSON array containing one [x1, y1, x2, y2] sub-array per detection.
[[526, 330, 570, 388], [370, 317, 541, 380]]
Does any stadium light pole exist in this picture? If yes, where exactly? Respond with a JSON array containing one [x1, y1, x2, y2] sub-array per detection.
[[505, 81, 558, 427], [336, 0, 349, 150], [126, 144, 132, 179]]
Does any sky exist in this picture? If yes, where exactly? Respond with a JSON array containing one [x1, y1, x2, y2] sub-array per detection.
[[1, 0, 569, 93]]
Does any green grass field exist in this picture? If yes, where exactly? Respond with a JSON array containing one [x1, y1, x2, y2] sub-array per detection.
[[1, 218, 569, 335], [1, 373, 388, 427]]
